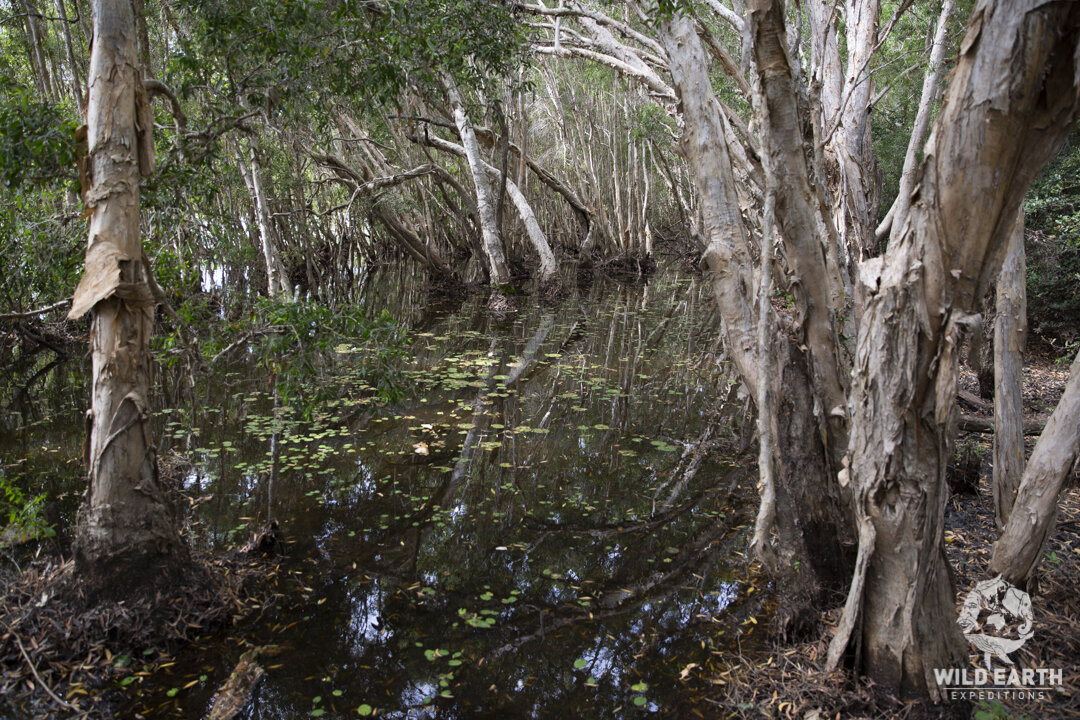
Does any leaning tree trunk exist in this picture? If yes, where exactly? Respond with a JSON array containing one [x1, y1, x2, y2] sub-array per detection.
[[418, 132, 560, 288], [68, 0, 189, 599], [444, 76, 511, 287], [990, 351, 1080, 587], [993, 213, 1027, 528], [829, 0, 1080, 698]]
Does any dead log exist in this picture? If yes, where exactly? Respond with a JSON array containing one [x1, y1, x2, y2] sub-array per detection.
[[959, 414, 1044, 436]]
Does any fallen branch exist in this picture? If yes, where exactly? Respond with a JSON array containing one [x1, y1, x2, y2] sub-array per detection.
[[958, 388, 992, 413], [958, 413, 1045, 436]]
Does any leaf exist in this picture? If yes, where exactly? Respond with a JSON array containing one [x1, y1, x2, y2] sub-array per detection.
[[679, 663, 698, 680], [357, 705, 373, 716], [573, 659, 588, 669]]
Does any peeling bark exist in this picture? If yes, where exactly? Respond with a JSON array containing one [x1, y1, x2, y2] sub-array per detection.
[[69, 0, 189, 598], [748, 0, 850, 464], [831, 0, 1080, 697]]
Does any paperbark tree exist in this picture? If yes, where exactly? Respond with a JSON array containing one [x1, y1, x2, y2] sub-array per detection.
[[830, 0, 1080, 695], [658, 11, 854, 621], [416, 131, 560, 287], [444, 76, 512, 287], [646, 0, 1080, 699], [237, 138, 294, 299], [68, 0, 189, 598]]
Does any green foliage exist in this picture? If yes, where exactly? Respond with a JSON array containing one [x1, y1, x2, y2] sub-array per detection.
[[1025, 124, 1080, 343], [1026, 123, 1080, 240], [631, 103, 675, 145], [0, 77, 77, 191], [202, 299, 412, 405], [870, 1, 971, 219], [168, 0, 527, 117], [0, 476, 55, 548], [0, 77, 83, 311]]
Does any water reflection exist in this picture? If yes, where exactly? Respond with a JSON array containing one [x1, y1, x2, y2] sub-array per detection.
[[2, 263, 764, 718]]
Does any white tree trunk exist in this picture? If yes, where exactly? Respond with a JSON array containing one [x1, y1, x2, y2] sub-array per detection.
[[503, 178, 559, 286], [658, 13, 761, 398], [420, 132, 559, 286], [444, 76, 511, 286], [993, 213, 1027, 528], [662, 9, 854, 607], [238, 141, 293, 299], [69, 0, 188, 597]]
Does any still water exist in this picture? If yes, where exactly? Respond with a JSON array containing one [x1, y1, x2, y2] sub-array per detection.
[[2, 265, 767, 718]]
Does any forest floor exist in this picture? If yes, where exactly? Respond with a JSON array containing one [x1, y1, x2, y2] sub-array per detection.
[[690, 351, 1080, 720]]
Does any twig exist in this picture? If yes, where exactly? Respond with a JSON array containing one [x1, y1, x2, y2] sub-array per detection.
[[7, 624, 84, 714], [0, 299, 71, 321]]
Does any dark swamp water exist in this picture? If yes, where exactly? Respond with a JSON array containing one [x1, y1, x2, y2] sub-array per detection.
[[1, 264, 773, 718]]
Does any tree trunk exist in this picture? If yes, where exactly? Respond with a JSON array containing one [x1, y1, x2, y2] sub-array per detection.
[[55, 0, 86, 111], [68, 0, 188, 599], [657, 14, 760, 397], [20, 0, 57, 102], [238, 140, 293, 299], [966, 306, 996, 400], [444, 76, 511, 286], [990, 351, 1080, 587], [503, 178, 560, 287], [993, 213, 1027, 528], [830, 0, 1080, 697], [659, 11, 852, 614], [832, 0, 880, 262], [417, 131, 559, 287]]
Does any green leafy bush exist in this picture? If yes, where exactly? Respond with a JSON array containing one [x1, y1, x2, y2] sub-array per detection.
[[0, 476, 55, 548], [1025, 123, 1080, 345]]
